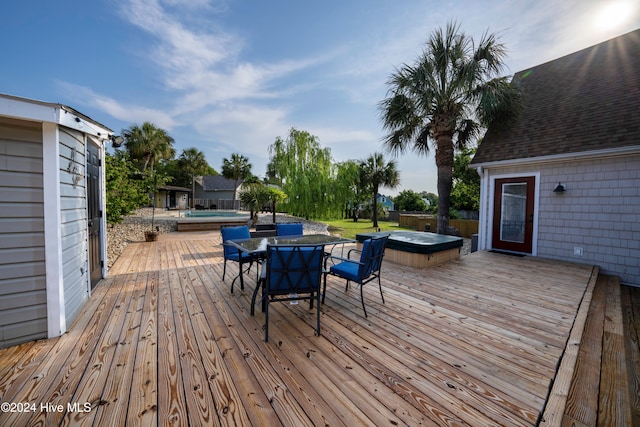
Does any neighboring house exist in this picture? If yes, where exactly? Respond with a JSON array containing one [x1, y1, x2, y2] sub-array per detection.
[[157, 185, 191, 210], [0, 93, 117, 348], [194, 175, 244, 209], [471, 29, 640, 286], [377, 194, 395, 212]]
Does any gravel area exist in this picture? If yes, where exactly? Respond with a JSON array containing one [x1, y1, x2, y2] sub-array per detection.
[[106, 208, 176, 268], [106, 209, 470, 269]]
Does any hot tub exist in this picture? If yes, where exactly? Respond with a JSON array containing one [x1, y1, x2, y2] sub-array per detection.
[[355, 231, 463, 268]]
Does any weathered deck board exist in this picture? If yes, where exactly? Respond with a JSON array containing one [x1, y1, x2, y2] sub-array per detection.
[[598, 278, 632, 426], [1, 230, 636, 426], [623, 285, 640, 427], [561, 274, 607, 427]]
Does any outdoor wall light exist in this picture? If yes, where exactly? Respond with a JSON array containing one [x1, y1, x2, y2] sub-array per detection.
[[553, 182, 566, 193], [110, 135, 124, 148]]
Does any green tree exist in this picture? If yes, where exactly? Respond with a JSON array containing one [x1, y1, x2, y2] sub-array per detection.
[[394, 190, 428, 212], [221, 153, 252, 206], [334, 160, 363, 220], [238, 182, 269, 222], [359, 153, 400, 228], [123, 122, 176, 172], [380, 22, 520, 234], [451, 145, 480, 211], [105, 152, 147, 224], [178, 148, 210, 208], [266, 187, 288, 223], [268, 128, 337, 219]]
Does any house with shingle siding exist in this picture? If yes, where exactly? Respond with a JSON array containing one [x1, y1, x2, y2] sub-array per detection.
[[0, 94, 116, 348], [194, 175, 244, 209], [471, 29, 640, 286]]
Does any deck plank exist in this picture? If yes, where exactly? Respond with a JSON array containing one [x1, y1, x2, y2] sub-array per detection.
[[622, 285, 640, 426], [561, 274, 606, 427], [128, 271, 159, 426], [598, 276, 632, 426], [92, 272, 156, 427]]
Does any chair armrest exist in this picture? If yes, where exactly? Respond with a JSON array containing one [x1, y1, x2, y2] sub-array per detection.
[[324, 253, 364, 268], [347, 248, 362, 259]]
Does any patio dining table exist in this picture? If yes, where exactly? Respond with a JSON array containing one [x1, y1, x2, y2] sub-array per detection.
[[225, 234, 354, 303]]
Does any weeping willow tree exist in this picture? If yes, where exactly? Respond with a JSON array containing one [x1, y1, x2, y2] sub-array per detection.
[[268, 128, 343, 219]]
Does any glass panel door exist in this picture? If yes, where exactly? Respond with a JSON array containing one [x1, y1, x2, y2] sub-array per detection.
[[492, 177, 535, 253], [500, 183, 527, 243]]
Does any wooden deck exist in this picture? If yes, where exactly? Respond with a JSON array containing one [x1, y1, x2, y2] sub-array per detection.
[[0, 231, 637, 426]]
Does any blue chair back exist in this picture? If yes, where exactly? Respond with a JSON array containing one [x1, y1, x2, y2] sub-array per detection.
[[358, 236, 388, 279], [276, 223, 303, 237], [221, 226, 251, 259], [266, 244, 323, 295]]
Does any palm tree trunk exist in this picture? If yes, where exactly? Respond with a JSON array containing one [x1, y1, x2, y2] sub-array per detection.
[[435, 133, 454, 234], [372, 185, 379, 228]]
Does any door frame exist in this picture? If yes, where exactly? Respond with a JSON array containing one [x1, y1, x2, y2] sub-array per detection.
[[488, 172, 540, 255]]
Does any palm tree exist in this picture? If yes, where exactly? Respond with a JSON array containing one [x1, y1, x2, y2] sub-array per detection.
[[178, 148, 209, 208], [359, 153, 400, 228], [379, 22, 520, 234], [123, 122, 176, 172], [221, 153, 252, 208]]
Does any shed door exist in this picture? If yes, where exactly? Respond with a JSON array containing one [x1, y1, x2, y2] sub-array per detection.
[[492, 177, 535, 254], [87, 142, 102, 288]]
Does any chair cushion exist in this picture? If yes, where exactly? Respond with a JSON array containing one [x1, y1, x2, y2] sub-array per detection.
[[330, 260, 361, 281], [276, 223, 303, 236]]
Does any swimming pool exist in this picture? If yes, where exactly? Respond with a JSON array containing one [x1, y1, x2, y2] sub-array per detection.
[[183, 210, 248, 218]]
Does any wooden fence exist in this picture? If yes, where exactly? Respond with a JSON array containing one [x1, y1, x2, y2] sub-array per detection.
[[399, 214, 478, 238]]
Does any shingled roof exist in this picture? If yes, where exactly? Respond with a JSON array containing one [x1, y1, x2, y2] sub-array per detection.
[[471, 29, 640, 165], [199, 175, 240, 191]]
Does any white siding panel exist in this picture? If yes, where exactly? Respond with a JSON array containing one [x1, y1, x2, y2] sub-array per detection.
[[0, 276, 46, 296], [0, 233, 44, 249], [0, 118, 47, 348], [2, 187, 43, 203], [0, 203, 43, 218]]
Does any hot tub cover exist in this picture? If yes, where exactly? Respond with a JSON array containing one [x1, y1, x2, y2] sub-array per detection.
[[355, 231, 463, 254]]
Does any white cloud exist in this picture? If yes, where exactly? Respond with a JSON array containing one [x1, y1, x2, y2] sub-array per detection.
[[55, 81, 177, 130]]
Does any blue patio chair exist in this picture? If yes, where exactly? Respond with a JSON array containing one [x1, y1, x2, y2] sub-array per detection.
[[220, 225, 260, 292], [322, 235, 389, 317], [252, 244, 324, 342], [276, 222, 303, 237]]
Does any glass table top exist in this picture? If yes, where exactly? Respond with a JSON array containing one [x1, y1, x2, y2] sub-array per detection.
[[227, 234, 354, 254]]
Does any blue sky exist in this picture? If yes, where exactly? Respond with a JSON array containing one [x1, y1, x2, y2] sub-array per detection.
[[2, 0, 638, 195]]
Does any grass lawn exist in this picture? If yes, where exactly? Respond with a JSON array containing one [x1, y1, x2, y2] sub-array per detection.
[[323, 218, 412, 240]]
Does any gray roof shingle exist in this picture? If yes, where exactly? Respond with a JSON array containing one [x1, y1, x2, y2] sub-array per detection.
[[200, 175, 240, 191], [472, 29, 640, 165]]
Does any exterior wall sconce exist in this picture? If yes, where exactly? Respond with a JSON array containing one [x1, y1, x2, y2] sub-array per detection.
[[553, 182, 566, 193], [110, 135, 124, 148]]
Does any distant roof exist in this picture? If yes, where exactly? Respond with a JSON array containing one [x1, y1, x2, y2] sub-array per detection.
[[161, 185, 191, 192], [472, 29, 640, 165], [200, 175, 240, 191]]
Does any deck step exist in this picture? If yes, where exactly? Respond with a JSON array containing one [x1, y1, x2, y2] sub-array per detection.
[[562, 275, 640, 426]]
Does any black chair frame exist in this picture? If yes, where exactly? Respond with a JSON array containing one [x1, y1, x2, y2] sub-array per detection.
[[322, 235, 388, 317], [252, 244, 324, 342]]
